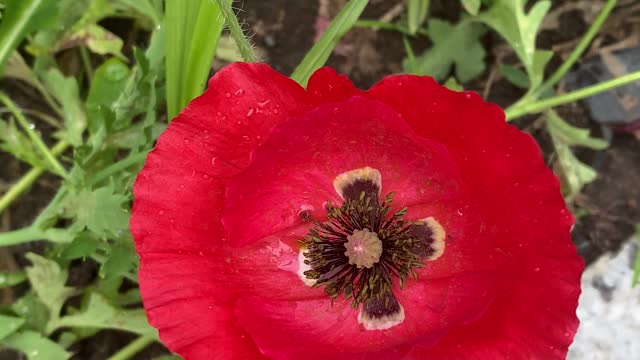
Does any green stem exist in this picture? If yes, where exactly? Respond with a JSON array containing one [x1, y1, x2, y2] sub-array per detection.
[[533, 0, 617, 98], [0, 226, 73, 247], [0, 92, 68, 178], [0, 140, 69, 214], [106, 336, 155, 360], [213, 0, 258, 62], [505, 69, 640, 120], [355, 19, 429, 37], [90, 151, 148, 185], [79, 46, 94, 86]]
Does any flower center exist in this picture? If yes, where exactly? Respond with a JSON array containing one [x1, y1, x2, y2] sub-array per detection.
[[300, 167, 446, 330], [344, 228, 383, 268]]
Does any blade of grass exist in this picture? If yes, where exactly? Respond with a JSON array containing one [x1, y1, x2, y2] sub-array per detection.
[[165, 0, 224, 119], [0, 0, 56, 74], [290, 0, 369, 87], [214, 0, 257, 62], [407, 0, 429, 35]]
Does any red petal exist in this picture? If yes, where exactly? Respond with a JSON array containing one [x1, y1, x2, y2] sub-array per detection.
[[131, 63, 309, 359], [365, 76, 583, 358], [223, 96, 463, 246]]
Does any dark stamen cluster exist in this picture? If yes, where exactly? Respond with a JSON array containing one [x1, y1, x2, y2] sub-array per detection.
[[302, 191, 425, 307]]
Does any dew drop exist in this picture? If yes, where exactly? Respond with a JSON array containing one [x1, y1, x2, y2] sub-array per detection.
[[258, 99, 271, 107], [332, 107, 339, 114], [183, 138, 190, 144], [235, 89, 245, 97], [247, 107, 255, 117], [203, 174, 210, 179], [273, 108, 279, 114], [211, 157, 217, 166], [464, 93, 472, 99], [178, 184, 185, 189], [198, 251, 204, 256], [564, 332, 571, 337], [225, 92, 232, 98], [533, 267, 540, 272], [242, 135, 251, 141]]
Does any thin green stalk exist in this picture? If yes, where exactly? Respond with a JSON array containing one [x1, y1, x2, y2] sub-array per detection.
[[0, 226, 73, 247], [403, 36, 418, 74], [79, 46, 94, 86], [0, 140, 68, 214], [533, 0, 617, 98], [91, 152, 148, 185], [0, 92, 68, 178], [106, 336, 155, 360], [213, 0, 257, 62], [505, 69, 640, 120], [355, 19, 429, 37]]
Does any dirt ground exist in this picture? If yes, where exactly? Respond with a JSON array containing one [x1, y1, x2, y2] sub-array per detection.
[[1, 0, 639, 358]]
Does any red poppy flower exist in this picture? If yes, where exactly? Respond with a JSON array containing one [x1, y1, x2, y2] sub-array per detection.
[[131, 63, 583, 359]]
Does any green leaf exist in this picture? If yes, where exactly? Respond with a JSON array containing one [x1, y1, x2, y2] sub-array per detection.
[[11, 294, 50, 333], [55, 293, 157, 337], [1, 330, 70, 360], [0, 0, 57, 74], [59, 233, 100, 260], [443, 77, 463, 91], [291, 0, 369, 86], [99, 241, 137, 279], [406, 19, 486, 82], [86, 58, 131, 132], [0, 315, 25, 340], [461, 0, 481, 15], [476, 0, 551, 88], [500, 64, 529, 89], [546, 110, 608, 150], [407, 0, 429, 35], [166, 0, 224, 119], [67, 24, 125, 58], [42, 69, 86, 146], [60, 184, 130, 239], [24, 253, 74, 321], [546, 110, 607, 198], [0, 271, 27, 288], [0, 118, 46, 168], [114, 0, 161, 25]]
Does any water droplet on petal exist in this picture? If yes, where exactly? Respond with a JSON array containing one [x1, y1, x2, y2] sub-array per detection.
[[225, 92, 232, 98], [235, 89, 245, 97], [273, 108, 279, 114], [533, 267, 540, 272], [242, 135, 250, 141], [258, 100, 270, 107], [247, 108, 255, 117]]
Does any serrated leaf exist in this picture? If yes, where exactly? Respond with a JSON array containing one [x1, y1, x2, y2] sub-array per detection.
[[546, 110, 607, 198], [59, 233, 100, 260], [99, 241, 137, 279], [1, 330, 70, 360], [461, 0, 481, 15], [0, 315, 25, 340], [477, 0, 551, 88], [407, 0, 429, 35], [60, 184, 130, 239], [42, 69, 86, 146], [24, 254, 74, 321], [55, 293, 157, 337], [547, 110, 608, 150], [11, 294, 50, 333], [0, 118, 46, 168], [406, 19, 486, 82]]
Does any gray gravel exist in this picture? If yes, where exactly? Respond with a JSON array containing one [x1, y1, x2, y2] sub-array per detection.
[[568, 239, 640, 360]]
